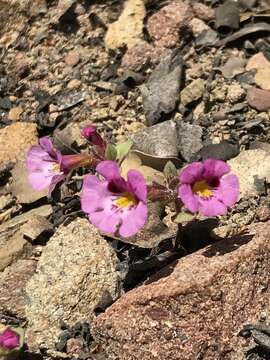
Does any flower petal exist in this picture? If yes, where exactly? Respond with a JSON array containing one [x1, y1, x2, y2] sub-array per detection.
[[39, 137, 58, 158], [81, 175, 112, 214], [88, 206, 121, 235], [127, 169, 147, 202], [0, 328, 20, 350], [39, 137, 54, 152], [119, 201, 148, 237], [203, 158, 230, 179], [48, 174, 65, 195], [198, 197, 227, 217], [179, 162, 204, 184], [215, 174, 239, 207], [178, 184, 199, 213], [26, 146, 53, 171], [96, 160, 121, 180], [28, 171, 55, 191]]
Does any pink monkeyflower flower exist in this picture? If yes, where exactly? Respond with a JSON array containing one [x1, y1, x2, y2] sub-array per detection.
[[81, 125, 106, 149], [27, 137, 92, 195], [0, 328, 20, 350], [178, 158, 239, 217], [81, 160, 148, 237]]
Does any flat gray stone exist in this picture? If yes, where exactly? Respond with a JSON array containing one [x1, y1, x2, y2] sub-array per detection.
[[140, 52, 183, 125], [177, 122, 203, 161], [130, 120, 179, 158]]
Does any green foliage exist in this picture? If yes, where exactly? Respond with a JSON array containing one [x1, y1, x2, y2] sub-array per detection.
[[105, 144, 117, 160], [115, 140, 133, 163], [173, 211, 196, 224], [163, 160, 178, 179]]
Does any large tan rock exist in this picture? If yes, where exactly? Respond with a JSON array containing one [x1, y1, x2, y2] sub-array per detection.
[[0, 122, 38, 167], [105, 0, 146, 50], [229, 149, 270, 198], [92, 222, 270, 360]]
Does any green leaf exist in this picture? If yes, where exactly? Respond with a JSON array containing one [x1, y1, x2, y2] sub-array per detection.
[[105, 144, 117, 160], [163, 161, 178, 178], [115, 140, 133, 162], [173, 211, 196, 224]]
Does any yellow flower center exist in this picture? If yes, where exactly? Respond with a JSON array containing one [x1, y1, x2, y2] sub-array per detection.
[[192, 180, 213, 198], [114, 192, 137, 209], [51, 162, 61, 172]]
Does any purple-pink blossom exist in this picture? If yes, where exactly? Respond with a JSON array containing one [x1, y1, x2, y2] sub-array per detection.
[[0, 328, 20, 350], [81, 125, 106, 149], [27, 137, 92, 195], [81, 160, 148, 237], [178, 158, 239, 217]]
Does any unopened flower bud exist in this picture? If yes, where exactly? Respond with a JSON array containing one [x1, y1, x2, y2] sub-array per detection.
[[82, 125, 106, 149]]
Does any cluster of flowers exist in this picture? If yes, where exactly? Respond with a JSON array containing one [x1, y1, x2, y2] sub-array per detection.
[[27, 125, 239, 238]]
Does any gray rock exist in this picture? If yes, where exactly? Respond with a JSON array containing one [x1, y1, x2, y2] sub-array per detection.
[[177, 122, 203, 161], [199, 140, 239, 161], [195, 28, 217, 47], [25, 218, 122, 351], [229, 149, 270, 198], [130, 120, 178, 157], [130, 120, 202, 162], [140, 51, 183, 126], [220, 56, 246, 79], [53, 121, 88, 153]]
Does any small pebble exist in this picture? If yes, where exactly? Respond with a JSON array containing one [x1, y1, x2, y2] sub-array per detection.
[[190, 18, 209, 37], [227, 83, 246, 104], [246, 52, 270, 71], [8, 107, 23, 121], [256, 205, 270, 222], [64, 51, 80, 67], [67, 79, 81, 89]]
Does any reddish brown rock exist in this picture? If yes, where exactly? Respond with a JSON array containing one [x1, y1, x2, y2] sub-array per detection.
[[147, 1, 194, 48], [246, 52, 270, 71], [121, 40, 154, 70], [247, 87, 270, 111], [64, 51, 80, 67], [192, 3, 215, 22], [0, 259, 37, 318], [92, 222, 270, 360]]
